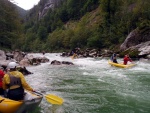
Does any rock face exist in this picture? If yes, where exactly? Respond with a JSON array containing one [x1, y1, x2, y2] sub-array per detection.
[[38, 0, 63, 19], [129, 41, 150, 56], [120, 28, 150, 51], [0, 50, 6, 60], [120, 27, 150, 58]]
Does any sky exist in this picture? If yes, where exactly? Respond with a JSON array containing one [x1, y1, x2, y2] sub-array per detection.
[[11, 0, 40, 10]]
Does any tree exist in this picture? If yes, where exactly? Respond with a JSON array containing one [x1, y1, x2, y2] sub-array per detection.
[[37, 26, 47, 41], [0, 0, 22, 50]]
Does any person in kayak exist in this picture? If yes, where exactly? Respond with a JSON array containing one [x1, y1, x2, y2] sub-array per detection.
[[123, 54, 132, 65], [2, 62, 34, 100], [110, 53, 118, 63], [0, 66, 5, 95]]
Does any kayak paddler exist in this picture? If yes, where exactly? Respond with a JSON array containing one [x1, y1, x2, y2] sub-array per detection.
[[123, 54, 132, 65], [2, 62, 34, 101]]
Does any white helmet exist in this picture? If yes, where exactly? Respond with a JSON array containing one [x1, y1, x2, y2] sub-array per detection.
[[7, 62, 18, 69]]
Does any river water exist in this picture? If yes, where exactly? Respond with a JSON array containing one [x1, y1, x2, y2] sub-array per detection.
[[25, 53, 150, 113]]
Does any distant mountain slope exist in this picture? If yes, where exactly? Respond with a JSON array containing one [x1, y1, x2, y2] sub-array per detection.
[[0, 0, 23, 50], [13, 4, 28, 19], [17, 0, 150, 52]]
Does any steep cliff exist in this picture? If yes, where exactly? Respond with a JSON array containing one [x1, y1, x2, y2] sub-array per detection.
[[120, 26, 150, 50], [120, 26, 150, 58], [38, 0, 64, 19]]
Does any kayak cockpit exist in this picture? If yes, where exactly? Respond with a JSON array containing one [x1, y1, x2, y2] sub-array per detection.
[[0, 90, 43, 113]]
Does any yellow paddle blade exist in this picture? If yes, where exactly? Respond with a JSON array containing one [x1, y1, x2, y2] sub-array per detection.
[[71, 55, 74, 60], [45, 94, 63, 105], [71, 53, 78, 60]]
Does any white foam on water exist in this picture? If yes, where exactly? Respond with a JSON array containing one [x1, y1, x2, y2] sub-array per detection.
[[24, 53, 150, 113]]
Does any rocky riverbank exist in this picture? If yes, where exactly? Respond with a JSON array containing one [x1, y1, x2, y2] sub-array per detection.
[[0, 50, 49, 75]]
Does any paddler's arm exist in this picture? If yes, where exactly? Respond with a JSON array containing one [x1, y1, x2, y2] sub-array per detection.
[[19, 72, 34, 91], [2, 74, 9, 90]]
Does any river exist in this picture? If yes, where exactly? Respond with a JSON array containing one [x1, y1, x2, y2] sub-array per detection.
[[25, 53, 150, 113]]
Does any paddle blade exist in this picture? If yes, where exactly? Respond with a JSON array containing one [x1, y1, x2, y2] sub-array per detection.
[[45, 94, 63, 105], [71, 56, 74, 60]]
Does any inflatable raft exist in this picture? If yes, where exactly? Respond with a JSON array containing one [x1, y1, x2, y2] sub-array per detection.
[[0, 90, 43, 113], [108, 60, 136, 68]]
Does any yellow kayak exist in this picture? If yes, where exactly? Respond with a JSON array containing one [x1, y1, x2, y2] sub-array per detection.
[[0, 91, 43, 113], [108, 60, 136, 68], [0, 96, 22, 113]]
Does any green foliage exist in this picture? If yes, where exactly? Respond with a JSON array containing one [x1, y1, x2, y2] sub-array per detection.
[[46, 29, 64, 51], [87, 35, 102, 48], [62, 29, 74, 49], [22, 0, 100, 51], [0, 0, 23, 50], [42, 0, 150, 52], [1, 0, 150, 52], [119, 49, 140, 58], [37, 26, 47, 41]]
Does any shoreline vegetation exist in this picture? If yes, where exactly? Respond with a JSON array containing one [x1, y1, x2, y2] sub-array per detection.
[[0, 0, 149, 54]]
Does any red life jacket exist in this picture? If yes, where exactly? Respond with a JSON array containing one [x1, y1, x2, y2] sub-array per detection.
[[124, 57, 132, 65], [0, 70, 5, 88]]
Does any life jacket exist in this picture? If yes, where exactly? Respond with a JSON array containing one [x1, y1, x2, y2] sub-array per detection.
[[110, 54, 116, 61], [0, 74, 3, 82], [0, 70, 4, 88], [7, 73, 22, 89]]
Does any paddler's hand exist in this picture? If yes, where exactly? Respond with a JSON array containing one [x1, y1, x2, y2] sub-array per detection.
[[32, 89, 35, 92]]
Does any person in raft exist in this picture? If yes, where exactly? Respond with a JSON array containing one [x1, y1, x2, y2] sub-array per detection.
[[2, 62, 34, 100], [123, 54, 132, 65], [110, 53, 118, 63], [0, 66, 5, 95]]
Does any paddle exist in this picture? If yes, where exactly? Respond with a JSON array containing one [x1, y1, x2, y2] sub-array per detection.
[[72, 53, 78, 60], [34, 91, 63, 105], [128, 56, 136, 65], [45, 94, 63, 105], [128, 55, 132, 61]]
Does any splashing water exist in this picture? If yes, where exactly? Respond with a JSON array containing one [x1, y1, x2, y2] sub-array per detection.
[[26, 53, 150, 113]]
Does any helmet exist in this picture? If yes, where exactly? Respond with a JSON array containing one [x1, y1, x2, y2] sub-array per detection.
[[0, 66, 4, 71], [7, 62, 18, 69]]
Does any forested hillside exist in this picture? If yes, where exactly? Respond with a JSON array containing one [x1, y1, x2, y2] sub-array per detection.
[[0, 0, 150, 52], [0, 0, 23, 50], [23, 0, 150, 52]]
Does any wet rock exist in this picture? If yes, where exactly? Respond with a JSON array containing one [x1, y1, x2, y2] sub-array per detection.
[[51, 60, 61, 65], [119, 26, 150, 59], [17, 66, 33, 75], [19, 58, 31, 66], [120, 27, 150, 51], [0, 50, 6, 60], [6, 52, 14, 60], [120, 41, 150, 58], [24, 55, 49, 66], [62, 61, 74, 65], [51, 60, 74, 65], [13, 50, 24, 62]]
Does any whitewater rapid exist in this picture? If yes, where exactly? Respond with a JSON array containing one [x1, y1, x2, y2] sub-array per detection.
[[25, 53, 150, 113]]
